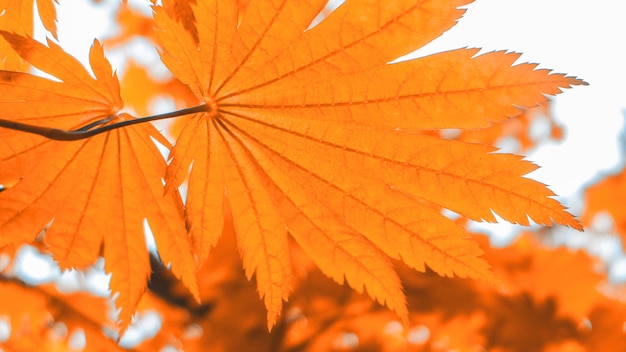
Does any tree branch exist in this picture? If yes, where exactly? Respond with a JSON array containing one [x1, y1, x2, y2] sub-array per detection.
[[0, 104, 211, 141]]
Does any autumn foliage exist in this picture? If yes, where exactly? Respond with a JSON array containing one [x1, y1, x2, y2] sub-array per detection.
[[1, 0, 623, 351]]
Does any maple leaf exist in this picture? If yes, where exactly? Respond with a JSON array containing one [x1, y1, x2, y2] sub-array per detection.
[[0, 32, 198, 331], [0, 0, 58, 71], [0, 1, 58, 40], [156, 0, 584, 328]]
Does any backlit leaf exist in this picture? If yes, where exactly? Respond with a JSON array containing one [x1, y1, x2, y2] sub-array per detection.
[[0, 33, 198, 331], [157, 0, 583, 328]]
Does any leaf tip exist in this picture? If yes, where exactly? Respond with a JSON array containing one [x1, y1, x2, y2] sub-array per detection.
[[568, 75, 589, 87]]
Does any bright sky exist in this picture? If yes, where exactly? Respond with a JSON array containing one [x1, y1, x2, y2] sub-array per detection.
[[15, 0, 626, 344], [413, 0, 626, 198]]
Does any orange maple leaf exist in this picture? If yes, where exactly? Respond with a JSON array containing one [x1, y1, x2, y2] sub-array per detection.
[[156, 0, 584, 328], [0, 0, 58, 39], [0, 32, 198, 331], [0, 0, 58, 71]]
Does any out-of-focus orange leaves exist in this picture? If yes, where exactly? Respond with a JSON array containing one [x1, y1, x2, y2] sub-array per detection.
[[285, 237, 624, 352], [482, 234, 605, 320], [582, 167, 626, 249], [582, 303, 626, 351], [484, 293, 579, 352], [102, 4, 154, 48], [125, 231, 626, 352], [5, 221, 610, 352], [119, 60, 199, 118], [0, 277, 121, 351]]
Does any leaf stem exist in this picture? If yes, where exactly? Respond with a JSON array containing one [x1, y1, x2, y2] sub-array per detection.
[[0, 104, 210, 141]]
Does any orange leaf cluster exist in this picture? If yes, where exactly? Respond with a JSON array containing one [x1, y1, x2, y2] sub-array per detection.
[[122, 231, 624, 352], [0, 0, 591, 344], [0, 277, 120, 351]]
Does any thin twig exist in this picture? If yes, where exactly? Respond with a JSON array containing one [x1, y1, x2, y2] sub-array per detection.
[[0, 104, 210, 141]]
